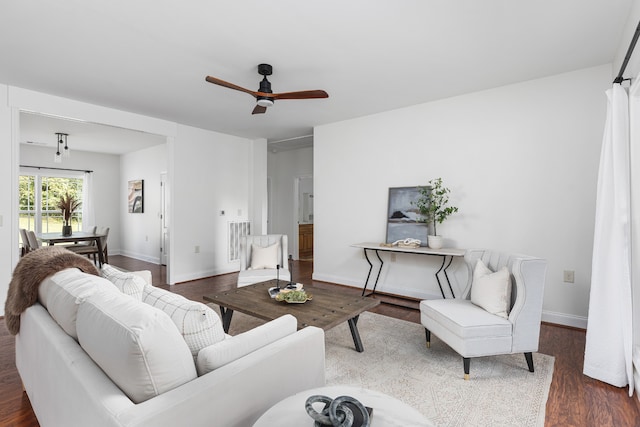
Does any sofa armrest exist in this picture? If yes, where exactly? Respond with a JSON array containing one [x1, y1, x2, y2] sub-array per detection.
[[196, 314, 297, 375], [118, 326, 326, 427]]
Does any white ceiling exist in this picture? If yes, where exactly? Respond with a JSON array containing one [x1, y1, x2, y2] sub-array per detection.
[[20, 112, 166, 155], [0, 1, 634, 153]]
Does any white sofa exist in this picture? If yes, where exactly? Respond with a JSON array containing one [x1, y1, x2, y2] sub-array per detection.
[[15, 267, 326, 427]]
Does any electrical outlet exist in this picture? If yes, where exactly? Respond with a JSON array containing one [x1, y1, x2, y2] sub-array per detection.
[[219, 210, 225, 216], [563, 270, 575, 283], [195, 245, 200, 254]]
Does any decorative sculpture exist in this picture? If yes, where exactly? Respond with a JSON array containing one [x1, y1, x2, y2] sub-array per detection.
[[305, 394, 370, 427]]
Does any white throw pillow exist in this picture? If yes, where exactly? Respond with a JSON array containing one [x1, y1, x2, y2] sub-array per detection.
[[249, 242, 279, 269], [142, 284, 226, 357], [37, 268, 116, 340], [470, 259, 512, 319], [101, 263, 146, 300], [77, 289, 197, 403], [196, 314, 297, 376]]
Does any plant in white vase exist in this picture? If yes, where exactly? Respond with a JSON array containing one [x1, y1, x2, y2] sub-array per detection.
[[414, 177, 458, 249]]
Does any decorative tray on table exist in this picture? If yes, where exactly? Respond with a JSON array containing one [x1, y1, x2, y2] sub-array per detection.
[[275, 289, 313, 304]]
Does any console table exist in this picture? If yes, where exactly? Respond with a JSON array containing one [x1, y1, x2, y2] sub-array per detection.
[[351, 242, 465, 298]]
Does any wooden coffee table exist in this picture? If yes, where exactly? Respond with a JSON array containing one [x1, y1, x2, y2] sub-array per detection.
[[203, 280, 380, 352]]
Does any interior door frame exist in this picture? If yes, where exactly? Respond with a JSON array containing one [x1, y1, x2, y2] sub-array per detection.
[[292, 174, 313, 260], [160, 172, 169, 266]]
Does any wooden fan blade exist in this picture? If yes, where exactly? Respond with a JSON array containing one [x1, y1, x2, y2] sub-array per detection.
[[252, 105, 267, 115], [272, 90, 329, 100], [205, 76, 258, 97]]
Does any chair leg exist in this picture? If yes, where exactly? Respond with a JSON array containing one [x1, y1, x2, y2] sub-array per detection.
[[463, 358, 470, 380], [524, 352, 534, 372], [425, 329, 431, 348]]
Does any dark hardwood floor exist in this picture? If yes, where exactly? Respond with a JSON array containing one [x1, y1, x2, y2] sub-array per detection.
[[1, 255, 639, 426]]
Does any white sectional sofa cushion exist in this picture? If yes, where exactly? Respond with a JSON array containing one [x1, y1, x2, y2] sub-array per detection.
[[142, 284, 226, 358], [197, 314, 297, 375], [77, 289, 197, 403], [37, 268, 116, 340], [13, 252, 327, 427], [101, 264, 146, 300]]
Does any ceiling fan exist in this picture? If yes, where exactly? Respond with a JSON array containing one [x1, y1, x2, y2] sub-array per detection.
[[205, 64, 329, 115]]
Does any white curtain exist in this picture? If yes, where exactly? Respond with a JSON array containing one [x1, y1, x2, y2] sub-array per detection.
[[584, 84, 634, 396], [82, 171, 96, 230]]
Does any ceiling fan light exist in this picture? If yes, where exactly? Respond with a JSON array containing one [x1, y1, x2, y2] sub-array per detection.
[[257, 98, 274, 108]]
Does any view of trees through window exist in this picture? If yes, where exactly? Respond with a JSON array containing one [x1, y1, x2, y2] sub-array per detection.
[[19, 174, 84, 233]]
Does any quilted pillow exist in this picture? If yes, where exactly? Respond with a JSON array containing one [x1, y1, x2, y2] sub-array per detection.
[[470, 259, 512, 319], [142, 285, 226, 357], [38, 268, 116, 340], [76, 289, 197, 403], [101, 263, 146, 300], [249, 242, 279, 269], [196, 314, 297, 375]]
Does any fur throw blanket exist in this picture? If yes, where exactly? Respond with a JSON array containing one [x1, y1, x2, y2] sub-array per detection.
[[5, 246, 100, 335]]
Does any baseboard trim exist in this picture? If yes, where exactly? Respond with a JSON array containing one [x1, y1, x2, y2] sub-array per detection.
[[314, 273, 589, 328], [172, 267, 238, 284], [311, 272, 442, 300], [117, 250, 160, 265], [541, 310, 587, 329]]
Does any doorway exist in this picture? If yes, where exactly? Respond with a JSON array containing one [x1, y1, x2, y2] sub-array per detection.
[[160, 172, 169, 266], [296, 175, 313, 260]]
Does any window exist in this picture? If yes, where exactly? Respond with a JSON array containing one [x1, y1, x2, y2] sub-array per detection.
[[19, 171, 86, 234]]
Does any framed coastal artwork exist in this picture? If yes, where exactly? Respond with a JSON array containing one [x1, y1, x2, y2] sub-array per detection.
[[128, 179, 144, 213], [385, 186, 429, 246]]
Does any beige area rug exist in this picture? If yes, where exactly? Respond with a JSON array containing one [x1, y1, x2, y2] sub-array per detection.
[[213, 306, 554, 427]]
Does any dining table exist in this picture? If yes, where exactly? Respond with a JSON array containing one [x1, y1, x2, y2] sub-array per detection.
[[37, 230, 107, 266]]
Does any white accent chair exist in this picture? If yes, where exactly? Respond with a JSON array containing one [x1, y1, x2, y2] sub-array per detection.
[[237, 234, 291, 287], [420, 249, 547, 380]]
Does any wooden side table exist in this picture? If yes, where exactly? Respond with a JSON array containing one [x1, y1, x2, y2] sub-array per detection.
[[253, 385, 433, 426]]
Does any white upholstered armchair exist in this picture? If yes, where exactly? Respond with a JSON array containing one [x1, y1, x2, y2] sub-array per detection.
[[420, 249, 547, 380], [237, 234, 291, 287]]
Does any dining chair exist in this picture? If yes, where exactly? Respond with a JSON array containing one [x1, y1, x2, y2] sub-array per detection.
[[65, 226, 98, 251], [19, 229, 30, 256], [26, 230, 41, 252], [65, 227, 109, 265]]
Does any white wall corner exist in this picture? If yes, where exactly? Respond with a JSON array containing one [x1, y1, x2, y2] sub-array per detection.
[[250, 138, 268, 234]]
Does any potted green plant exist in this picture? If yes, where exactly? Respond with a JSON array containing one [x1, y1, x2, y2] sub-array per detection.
[[57, 192, 81, 236], [414, 177, 458, 249]]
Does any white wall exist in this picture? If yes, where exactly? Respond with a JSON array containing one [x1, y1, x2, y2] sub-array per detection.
[[314, 64, 612, 327], [613, 0, 640, 80], [19, 144, 122, 250], [267, 146, 313, 258], [0, 84, 15, 317], [250, 138, 268, 235], [2, 86, 265, 310], [120, 144, 167, 263], [169, 124, 253, 283]]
